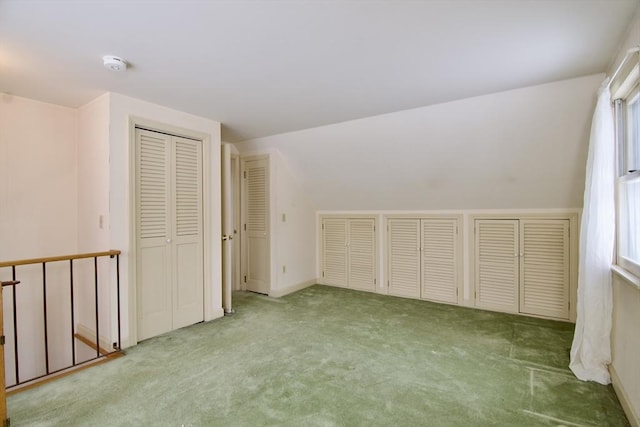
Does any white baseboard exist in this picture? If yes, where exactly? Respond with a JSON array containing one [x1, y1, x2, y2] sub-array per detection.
[[207, 307, 225, 321], [269, 279, 317, 298], [76, 323, 114, 353], [611, 364, 639, 427]]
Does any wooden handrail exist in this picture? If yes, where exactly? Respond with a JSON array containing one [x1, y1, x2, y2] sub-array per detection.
[[0, 250, 121, 268]]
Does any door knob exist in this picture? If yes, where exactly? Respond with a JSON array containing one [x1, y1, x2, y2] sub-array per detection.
[[166, 239, 172, 244]]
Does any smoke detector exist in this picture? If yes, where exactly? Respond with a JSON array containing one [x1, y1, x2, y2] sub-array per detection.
[[103, 55, 127, 72]]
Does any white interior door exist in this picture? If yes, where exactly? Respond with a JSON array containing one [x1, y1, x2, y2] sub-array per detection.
[[322, 218, 348, 287], [387, 219, 421, 298], [171, 136, 203, 329], [519, 219, 570, 319], [136, 129, 204, 340], [474, 219, 519, 313], [421, 219, 458, 304], [241, 157, 270, 294], [347, 219, 376, 291], [136, 129, 172, 339]]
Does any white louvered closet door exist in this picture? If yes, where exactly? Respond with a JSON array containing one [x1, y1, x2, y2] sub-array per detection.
[[136, 129, 204, 341], [348, 219, 376, 292], [519, 219, 569, 319], [421, 219, 458, 304], [171, 136, 203, 329], [136, 129, 173, 340], [475, 220, 519, 313], [322, 218, 348, 287], [387, 219, 421, 298], [242, 158, 270, 294]]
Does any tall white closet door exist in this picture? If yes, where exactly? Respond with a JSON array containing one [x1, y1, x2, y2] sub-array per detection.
[[242, 158, 270, 294], [348, 219, 376, 291], [322, 218, 348, 287], [519, 219, 569, 319], [171, 137, 203, 329], [421, 219, 458, 303], [136, 130, 173, 339], [387, 219, 421, 298], [136, 129, 204, 341], [475, 219, 519, 313]]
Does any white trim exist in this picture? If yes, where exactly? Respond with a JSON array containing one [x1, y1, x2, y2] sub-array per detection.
[[612, 265, 640, 290], [611, 364, 640, 427], [269, 279, 317, 298]]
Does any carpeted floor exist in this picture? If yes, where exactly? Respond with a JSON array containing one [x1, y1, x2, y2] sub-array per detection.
[[7, 285, 630, 426]]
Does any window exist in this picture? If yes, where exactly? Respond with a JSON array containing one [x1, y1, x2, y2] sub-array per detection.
[[614, 76, 640, 277]]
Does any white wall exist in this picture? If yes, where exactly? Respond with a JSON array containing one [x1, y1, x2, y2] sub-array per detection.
[[76, 93, 113, 359], [609, 4, 640, 425], [0, 94, 78, 260], [271, 150, 316, 295], [107, 93, 223, 347], [0, 94, 78, 384], [236, 74, 602, 211]]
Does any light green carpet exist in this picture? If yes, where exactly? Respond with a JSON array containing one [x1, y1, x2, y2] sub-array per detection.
[[7, 285, 629, 426]]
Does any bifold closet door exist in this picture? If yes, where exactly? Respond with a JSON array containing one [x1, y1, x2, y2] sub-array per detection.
[[322, 218, 348, 287], [519, 219, 569, 319], [421, 219, 458, 303], [136, 129, 204, 341], [474, 219, 519, 313], [387, 219, 421, 298], [348, 219, 376, 292]]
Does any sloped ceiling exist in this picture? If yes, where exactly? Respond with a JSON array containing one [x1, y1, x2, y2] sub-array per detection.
[[0, 0, 637, 142]]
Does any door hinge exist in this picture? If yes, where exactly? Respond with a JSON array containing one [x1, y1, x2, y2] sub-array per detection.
[[373, 225, 376, 232], [374, 278, 376, 285], [322, 224, 324, 230], [243, 171, 246, 179], [244, 223, 247, 231], [0, 335, 4, 346], [244, 275, 247, 283], [322, 271, 325, 278]]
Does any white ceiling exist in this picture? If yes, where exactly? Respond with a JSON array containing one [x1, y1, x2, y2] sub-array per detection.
[[0, 0, 637, 142]]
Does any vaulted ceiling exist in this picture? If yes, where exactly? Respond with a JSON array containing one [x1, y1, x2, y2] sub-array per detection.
[[0, 0, 637, 142]]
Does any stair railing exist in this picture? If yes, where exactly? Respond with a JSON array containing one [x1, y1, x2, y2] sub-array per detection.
[[0, 250, 122, 396]]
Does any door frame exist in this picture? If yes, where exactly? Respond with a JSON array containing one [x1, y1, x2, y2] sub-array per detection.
[[231, 153, 242, 291], [127, 116, 213, 346]]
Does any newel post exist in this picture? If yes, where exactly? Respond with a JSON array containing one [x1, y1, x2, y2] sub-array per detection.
[[0, 281, 7, 426], [0, 280, 18, 427]]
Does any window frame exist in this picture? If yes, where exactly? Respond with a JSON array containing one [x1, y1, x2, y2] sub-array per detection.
[[614, 74, 640, 278]]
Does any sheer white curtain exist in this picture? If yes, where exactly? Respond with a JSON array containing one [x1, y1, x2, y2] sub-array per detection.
[[569, 79, 615, 385]]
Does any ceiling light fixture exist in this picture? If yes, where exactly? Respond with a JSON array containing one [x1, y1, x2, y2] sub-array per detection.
[[103, 55, 127, 72]]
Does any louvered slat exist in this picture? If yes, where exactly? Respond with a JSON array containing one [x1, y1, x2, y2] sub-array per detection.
[[139, 133, 168, 239], [388, 219, 420, 298], [323, 219, 348, 287], [421, 219, 458, 303], [246, 167, 266, 233], [475, 220, 519, 312], [175, 138, 201, 236], [348, 219, 376, 291], [519, 219, 569, 319]]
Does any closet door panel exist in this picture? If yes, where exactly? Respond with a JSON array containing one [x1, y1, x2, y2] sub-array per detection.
[[322, 218, 348, 287], [388, 219, 421, 298], [136, 129, 173, 340], [243, 158, 270, 294], [172, 137, 204, 328], [348, 219, 376, 292], [475, 219, 519, 313], [519, 219, 570, 319], [421, 219, 458, 304]]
